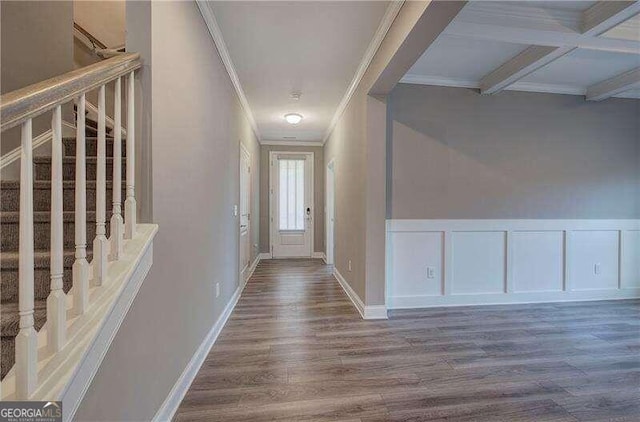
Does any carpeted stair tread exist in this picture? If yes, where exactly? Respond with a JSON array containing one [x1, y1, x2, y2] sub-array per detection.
[[61, 137, 123, 158], [1, 249, 79, 304], [33, 156, 124, 165], [1, 249, 77, 269], [0, 180, 125, 189], [34, 156, 126, 181], [1, 180, 126, 212], [1, 211, 110, 251], [1, 210, 100, 223]]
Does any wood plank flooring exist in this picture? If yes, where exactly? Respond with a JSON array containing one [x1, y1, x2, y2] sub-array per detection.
[[174, 259, 640, 422]]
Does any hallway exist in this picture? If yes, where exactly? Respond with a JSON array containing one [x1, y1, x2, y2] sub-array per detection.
[[174, 259, 640, 421]]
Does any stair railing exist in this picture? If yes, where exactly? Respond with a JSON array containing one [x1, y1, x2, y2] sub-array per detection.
[[0, 53, 142, 399]]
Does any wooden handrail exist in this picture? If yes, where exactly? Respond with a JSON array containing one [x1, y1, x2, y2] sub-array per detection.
[[73, 22, 108, 50], [0, 53, 141, 132]]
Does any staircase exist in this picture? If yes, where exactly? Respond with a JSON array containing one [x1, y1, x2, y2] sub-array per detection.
[[0, 54, 157, 416], [1, 123, 126, 379]]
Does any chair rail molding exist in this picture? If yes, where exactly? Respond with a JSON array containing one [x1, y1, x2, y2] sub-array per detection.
[[386, 219, 640, 309]]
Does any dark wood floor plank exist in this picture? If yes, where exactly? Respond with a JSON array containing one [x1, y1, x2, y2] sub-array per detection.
[[174, 259, 640, 421]]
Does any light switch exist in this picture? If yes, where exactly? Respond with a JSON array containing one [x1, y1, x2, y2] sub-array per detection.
[[426, 266, 435, 279]]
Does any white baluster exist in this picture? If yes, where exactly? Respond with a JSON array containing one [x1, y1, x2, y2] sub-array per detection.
[[110, 77, 124, 260], [47, 105, 66, 352], [73, 94, 89, 314], [93, 85, 108, 285], [16, 119, 37, 398], [124, 71, 136, 239]]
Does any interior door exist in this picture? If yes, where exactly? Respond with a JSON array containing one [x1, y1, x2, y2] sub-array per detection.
[[239, 145, 251, 277], [271, 153, 313, 258]]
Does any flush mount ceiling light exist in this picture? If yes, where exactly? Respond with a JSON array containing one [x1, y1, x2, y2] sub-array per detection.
[[284, 113, 303, 125]]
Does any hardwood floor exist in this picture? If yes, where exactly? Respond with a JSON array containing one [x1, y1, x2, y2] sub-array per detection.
[[174, 259, 640, 422]]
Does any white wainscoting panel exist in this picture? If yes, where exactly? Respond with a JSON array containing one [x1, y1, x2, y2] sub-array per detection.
[[570, 231, 619, 291], [622, 231, 640, 288], [386, 220, 640, 309], [388, 232, 443, 298], [451, 231, 505, 295], [512, 231, 564, 293]]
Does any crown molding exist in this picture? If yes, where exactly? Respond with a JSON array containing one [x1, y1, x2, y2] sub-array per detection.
[[260, 139, 324, 147], [322, 1, 404, 144], [196, 1, 260, 139]]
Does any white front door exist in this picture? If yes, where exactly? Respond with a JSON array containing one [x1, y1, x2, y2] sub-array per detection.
[[239, 144, 251, 277], [270, 152, 313, 258]]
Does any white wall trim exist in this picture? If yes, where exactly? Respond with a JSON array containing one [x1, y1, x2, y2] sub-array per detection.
[[322, 1, 404, 144], [243, 254, 261, 286], [1, 129, 52, 170], [333, 267, 365, 318], [390, 289, 640, 309], [364, 305, 388, 319], [312, 252, 326, 261], [333, 268, 388, 320], [258, 252, 272, 260], [386, 219, 640, 310], [387, 219, 640, 232], [153, 278, 245, 422], [260, 140, 324, 147], [196, 1, 260, 139]]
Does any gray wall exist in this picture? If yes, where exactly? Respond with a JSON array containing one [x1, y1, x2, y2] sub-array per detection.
[[75, 2, 260, 420], [389, 84, 640, 220], [1, 0, 74, 178], [259, 144, 325, 254], [324, 1, 431, 305]]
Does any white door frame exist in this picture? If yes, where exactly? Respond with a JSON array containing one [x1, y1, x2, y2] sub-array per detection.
[[239, 142, 251, 279], [326, 158, 336, 266], [269, 151, 314, 258]]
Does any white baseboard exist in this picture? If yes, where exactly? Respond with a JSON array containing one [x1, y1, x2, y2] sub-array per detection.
[[258, 252, 272, 260], [363, 305, 389, 319], [243, 255, 261, 286], [389, 288, 640, 309], [152, 281, 244, 422], [312, 252, 326, 262], [333, 268, 387, 320]]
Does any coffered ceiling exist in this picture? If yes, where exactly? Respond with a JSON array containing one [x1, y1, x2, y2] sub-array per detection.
[[402, 1, 640, 100]]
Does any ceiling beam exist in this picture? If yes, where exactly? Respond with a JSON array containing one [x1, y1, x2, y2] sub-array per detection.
[[581, 1, 640, 35], [479, 45, 574, 95], [477, 1, 640, 95], [586, 67, 640, 101]]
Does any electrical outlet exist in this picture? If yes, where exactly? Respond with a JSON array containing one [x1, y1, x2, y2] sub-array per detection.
[[594, 263, 601, 275], [348, 260, 352, 272], [215, 282, 220, 298], [426, 266, 435, 279]]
